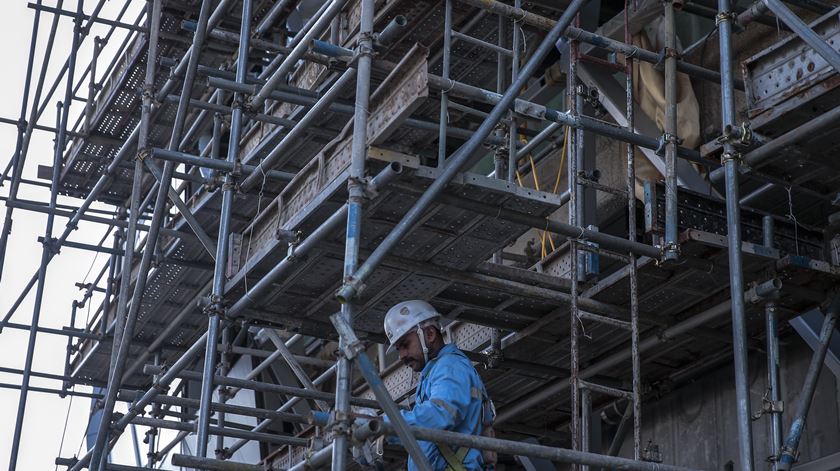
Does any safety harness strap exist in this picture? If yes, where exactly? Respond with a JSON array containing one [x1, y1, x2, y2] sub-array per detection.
[[439, 442, 470, 471]]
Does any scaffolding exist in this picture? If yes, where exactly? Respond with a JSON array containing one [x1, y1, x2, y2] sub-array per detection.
[[1, 0, 839, 470]]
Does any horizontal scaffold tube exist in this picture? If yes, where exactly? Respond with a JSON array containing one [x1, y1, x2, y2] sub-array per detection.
[[394, 187, 662, 259], [227, 162, 403, 310], [455, 0, 743, 90], [305, 414, 702, 471], [205, 76, 507, 148], [426, 75, 709, 167], [129, 416, 308, 447], [175, 369, 382, 409], [378, 421, 701, 471], [152, 148, 295, 181], [171, 454, 264, 471], [117, 389, 311, 424]]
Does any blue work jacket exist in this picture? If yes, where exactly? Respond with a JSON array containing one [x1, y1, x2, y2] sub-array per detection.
[[389, 343, 488, 471]]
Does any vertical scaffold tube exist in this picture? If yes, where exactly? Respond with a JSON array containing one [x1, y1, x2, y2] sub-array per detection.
[[196, 0, 251, 458], [777, 298, 840, 470], [568, 13, 582, 469], [663, 0, 679, 261], [90, 0, 211, 467], [9, 1, 83, 467], [625, 0, 642, 459], [717, 1, 755, 470], [437, 0, 452, 167], [336, 0, 590, 303], [0, 0, 62, 283], [8, 101, 66, 471], [333, 0, 374, 467]]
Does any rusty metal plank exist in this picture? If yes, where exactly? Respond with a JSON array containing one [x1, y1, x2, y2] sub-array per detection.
[[367, 43, 430, 145]]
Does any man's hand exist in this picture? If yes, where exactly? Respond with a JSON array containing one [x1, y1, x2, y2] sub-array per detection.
[[352, 437, 385, 470]]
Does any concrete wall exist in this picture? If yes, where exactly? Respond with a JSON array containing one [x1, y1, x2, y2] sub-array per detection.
[[616, 333, 840, 469]]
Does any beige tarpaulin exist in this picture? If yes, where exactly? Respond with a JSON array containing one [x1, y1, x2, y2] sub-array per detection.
[[625, 15, 702, 197]]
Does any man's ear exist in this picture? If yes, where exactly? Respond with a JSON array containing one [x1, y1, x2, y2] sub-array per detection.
[[423, 326, 437, 343]]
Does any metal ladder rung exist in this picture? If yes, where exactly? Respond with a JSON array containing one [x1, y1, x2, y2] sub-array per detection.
[[578, 310, 632, 330], [576, 175, 629, 199], [451, 30, 513, 57], [579, 379, 634, 399], [575, 242, 632, 263]]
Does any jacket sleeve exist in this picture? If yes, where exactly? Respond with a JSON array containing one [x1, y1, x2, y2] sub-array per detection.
[[398, 358, 473, 431]]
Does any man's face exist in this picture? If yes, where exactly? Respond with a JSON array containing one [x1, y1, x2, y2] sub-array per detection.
[[395, 330, 425, 372]]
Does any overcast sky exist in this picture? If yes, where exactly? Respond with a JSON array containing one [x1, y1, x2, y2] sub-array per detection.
[[0, 2, 182, 469]]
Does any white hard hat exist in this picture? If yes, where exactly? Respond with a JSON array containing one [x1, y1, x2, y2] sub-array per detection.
[[383, 300, 440, 352]]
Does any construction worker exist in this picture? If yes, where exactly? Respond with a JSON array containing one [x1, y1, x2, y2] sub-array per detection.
[[382, 299, 496, 471]]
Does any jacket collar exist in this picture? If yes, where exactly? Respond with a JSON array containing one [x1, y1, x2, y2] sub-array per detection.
[[420, 343, 459, 376]]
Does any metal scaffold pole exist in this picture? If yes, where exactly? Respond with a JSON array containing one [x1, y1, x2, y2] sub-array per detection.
[[716, 0, 755, 469], [9, 0, 840, 468], [90, 0, 213, 467], [662, 0, 679, 261], [8, 0, 84, 465], [333, 0, 375, 465], [437, 0, 452, 168], [568, 10, 582, 468], [0, 0, 64, 283], [336, 0, 591, 303], [625, 0, 642, 459], [195, 0, 251, 458]]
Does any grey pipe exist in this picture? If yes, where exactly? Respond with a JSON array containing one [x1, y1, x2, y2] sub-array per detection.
[[130, 416, 308, 447], [710, 104, 840, 185], [173, 454, 264, 471], [336, 0, 592, 303], [196, 0, 252, 457], [152, 148, 294, 182], [375, 420, 701, 471], [663, 0, 679, 261], [777, 297, 840, 470], [717, 0, 755, 469], [496, 295, 740, 423], [437, 0, 452, 168], [333, 0, 376, 466], [90, 0, 213, 466], [762, 0, 840, 73], [377, 15, 407, 47], [248, 0, 350, 108]]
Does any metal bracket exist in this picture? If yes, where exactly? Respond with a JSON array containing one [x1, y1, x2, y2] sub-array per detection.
[[715, 10, 737, 26], [752, 394, 784, 420], [780, 445, 800, 463], [483, 347, 504, 369], [42, 237, 61, 256], [330, 313, 367, 360], [720, 151, 742, 166], [642, 441, 663, 463], [660, 241, 681, 259], [717, 122, 753, 149], [655, 133, 681, 157]]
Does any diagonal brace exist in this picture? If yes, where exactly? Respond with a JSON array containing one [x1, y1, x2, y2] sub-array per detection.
[[330, 312, 433, 471], [762, 0, 840, 73], [143, 157, 216, 260]]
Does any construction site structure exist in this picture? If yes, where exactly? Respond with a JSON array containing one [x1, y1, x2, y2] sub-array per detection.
[[2, 0, 840, 469]]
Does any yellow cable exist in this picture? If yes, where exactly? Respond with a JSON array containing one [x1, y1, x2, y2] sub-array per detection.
[[552, 127, 569, 194], [529, 156, 541, 191]]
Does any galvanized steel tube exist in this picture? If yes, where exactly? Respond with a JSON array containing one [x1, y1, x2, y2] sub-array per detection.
[[196, 0, 251, 457], [336, 0, 591, 303], [717, 0, 755, 469], [777, 297, 840, 470]]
